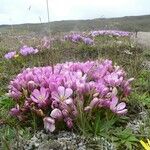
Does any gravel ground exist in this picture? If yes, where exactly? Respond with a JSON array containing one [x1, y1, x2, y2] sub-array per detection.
[[12, 130, 116, 150]]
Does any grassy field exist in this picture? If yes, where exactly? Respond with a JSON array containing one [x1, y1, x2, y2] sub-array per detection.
[[0, 15, 150, 35], [0, 28, 150, 150]]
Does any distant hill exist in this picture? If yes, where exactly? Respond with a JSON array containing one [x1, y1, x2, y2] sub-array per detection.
[[0, 15, 150, 34]]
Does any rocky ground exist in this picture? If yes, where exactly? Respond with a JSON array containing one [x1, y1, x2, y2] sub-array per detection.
[[12, 109, 149, 150], [13, 130, 116, 150]]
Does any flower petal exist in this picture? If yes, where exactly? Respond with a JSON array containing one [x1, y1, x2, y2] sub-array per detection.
[[50, 108, 62, 119], [43, 117, 55, 132], [32, 89, 40, 98], [51, 91, 60, 101], [89, 98, 99, 108], [40, 87, 46, 95], [58, 86, 65, 97], [110, 96, 118, 110], [117, 109, 127, 115], [64, 98, 73, 105], [30, 95, 38, 103], [65, 88, 73, 98], [116, 102, 126, 111], [49, 123, 55, 132]]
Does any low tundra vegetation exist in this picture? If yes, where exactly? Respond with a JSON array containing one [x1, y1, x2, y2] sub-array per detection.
[[0, 30, 150, 149]]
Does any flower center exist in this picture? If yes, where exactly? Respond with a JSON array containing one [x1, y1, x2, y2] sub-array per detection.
[[38, 95, 45, 101], [60, 95, 66, 101]]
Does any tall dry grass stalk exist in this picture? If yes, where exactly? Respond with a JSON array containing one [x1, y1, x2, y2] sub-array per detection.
[[46, 0, 54, 72], [46, 0, 51, 35]]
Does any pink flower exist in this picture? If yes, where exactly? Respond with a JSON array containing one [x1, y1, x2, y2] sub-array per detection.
[[84, 98, 100, 112], [110, 96, 127, 115], [4, 51, 16, 59], [62, 109, 69, 117], [89, 98, 100, 108], [82, 37, 94, 45], [10, 104, 20, 116], [8, 60, 133, 131], [122, 78, 134, 96], [27, 81, 37, 91], [65, 117, 73, 128], [104, 73, 123, 86], [50, 108, 63, 120], [43, 117, 55, 132], [30, 87, 49, 106], [96, 83, 109, 96], [20, 45, 39, 56], [51, 100, 60, 109], [8, 89, 22, 100], [51, 86, 73, 103]]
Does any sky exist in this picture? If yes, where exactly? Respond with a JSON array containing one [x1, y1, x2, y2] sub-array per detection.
[[0, 0, 150, 25]]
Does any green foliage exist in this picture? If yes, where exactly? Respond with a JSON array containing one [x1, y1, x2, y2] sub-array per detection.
[[143, 49, 150, 60], [0, 95, 34, 150], [112, 128, 139, 150], [0, 95, 15, 122], [0, 125, 32, 150], [131, 70, 150, 108], [75, 102, 121, 137]]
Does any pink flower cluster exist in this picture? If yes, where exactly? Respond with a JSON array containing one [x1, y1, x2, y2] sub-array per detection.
[[4, 46, 39, 59], [4, 51, 17, 59], [20, 45, 39, 56], [90, 30, 132, 37], [64, 34, 94, 45], [8, 60, 134, 132]]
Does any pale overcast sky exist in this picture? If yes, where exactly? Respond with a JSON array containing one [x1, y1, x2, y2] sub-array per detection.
[[0, 0, 150, 25]]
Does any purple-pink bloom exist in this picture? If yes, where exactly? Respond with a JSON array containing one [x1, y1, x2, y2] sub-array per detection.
[[27, 81, 37, 91], [104, 73, 123, 86], [110, 96, 127, 115], [96, 82, 109, 96], [43, 117, 55, 132], [51, 86, 73, 103], [4, 51, 16, 59], [10, 104, 20, 116], [64, 33, 94, 45], [84, 97, 100, 111], [50, 108, 63, 120], [20, 45, 39, 56], [90, 30, 132, 37], [65, 117, 73, 128], [8, 89, 22, 100], [62, 109, 69, 117], [82, 37, 94, 45], [8, 59, 133, 131], [122, 78, 134, 96], [30, 87, 49, 106]]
